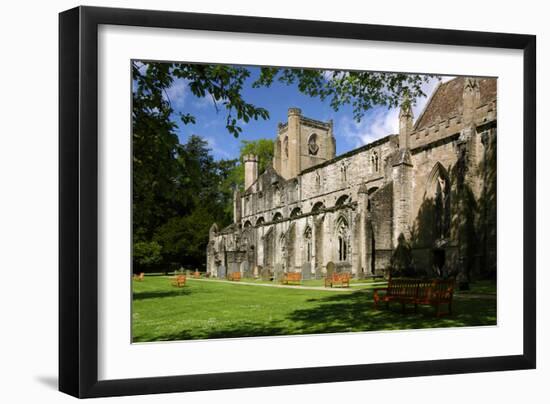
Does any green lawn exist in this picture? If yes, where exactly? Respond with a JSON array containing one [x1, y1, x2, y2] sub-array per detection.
[[132, 276, 496, 342]]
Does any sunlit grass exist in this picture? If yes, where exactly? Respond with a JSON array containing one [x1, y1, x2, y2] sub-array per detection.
[[132, 276, 496, 342]]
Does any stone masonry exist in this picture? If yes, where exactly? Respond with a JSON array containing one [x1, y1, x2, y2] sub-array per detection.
[[207, 77, 497, 280]]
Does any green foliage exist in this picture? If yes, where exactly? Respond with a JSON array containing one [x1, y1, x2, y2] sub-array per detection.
[[254, 68, 436, 122], [227, 139, 275, 191], [133, 241, 162, 272], [131, 60, 437, 272], [153, 207, 213, 270]]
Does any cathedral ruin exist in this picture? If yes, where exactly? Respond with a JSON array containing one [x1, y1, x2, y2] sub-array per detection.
[[207, 77, 497, 281]]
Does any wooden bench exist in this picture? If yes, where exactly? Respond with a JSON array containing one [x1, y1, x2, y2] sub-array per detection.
[[193, 271, 201, 279], [324, 272, 351, 288], [171, 274, 186, 287], [373, 278, 454, 317], [282, 272, 302, 285], [133, 272, 144, 281], [228, 272, 241, 281]]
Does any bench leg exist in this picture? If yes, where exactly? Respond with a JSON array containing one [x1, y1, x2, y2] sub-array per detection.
[[448, 301, 453, 316], [435, 303, 441, 317], [414, 303, 418, 314]]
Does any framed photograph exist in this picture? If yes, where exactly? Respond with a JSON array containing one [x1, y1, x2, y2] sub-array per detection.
[[59, 6, 536, 398]]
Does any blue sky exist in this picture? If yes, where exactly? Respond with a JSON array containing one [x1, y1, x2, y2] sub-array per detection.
[[163, 66, 450, 161]]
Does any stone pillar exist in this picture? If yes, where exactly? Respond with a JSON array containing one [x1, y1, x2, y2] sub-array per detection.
[[358, 185, 369, 278], [233, 189, 241, 224], [399, 97, 413, 150], [327, 120, 336, 160], [461, 77, 481, 193], [244, 154, 258, 190], [273, 132, 282, 175], [392, 100, 414, 246], [286, 107, 302, 179]]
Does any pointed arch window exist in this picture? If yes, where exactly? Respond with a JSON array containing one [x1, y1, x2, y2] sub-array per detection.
[[308, 133, 319, 156], [428, 163, 451, 240], [340, 164, 347, 182], [304, 226, 312, 262], [336, 217, 349, 262], [371, 151, 379, 173]]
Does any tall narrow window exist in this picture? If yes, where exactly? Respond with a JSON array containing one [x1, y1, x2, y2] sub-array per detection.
[[304, 226, 312, 262], [336, 217, 349, 262], [340, 164, 347, 182], [371, 151, 379, 173]]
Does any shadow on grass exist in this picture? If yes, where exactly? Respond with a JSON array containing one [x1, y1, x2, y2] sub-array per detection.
[[134, 289, 496, 342], [136, 323, 288, 343], [133, 288, 192, 300], [286, 290, 496, 334]]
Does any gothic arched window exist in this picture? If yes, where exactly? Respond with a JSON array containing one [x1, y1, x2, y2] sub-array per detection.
[[308, 133, 319, 156], [427, 163, 451, 240], [304, 226, 312, 262], [340, 164, 347, 182], [336, 217, 349, 262], [315, 171, 321, 190], [371, 151, 379, 173]]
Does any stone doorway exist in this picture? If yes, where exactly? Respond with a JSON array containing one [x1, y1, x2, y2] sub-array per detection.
[[433, 248, 445, 276]]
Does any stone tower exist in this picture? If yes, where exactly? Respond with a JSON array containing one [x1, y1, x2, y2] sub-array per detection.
[[243, 154, 258, 190], [273, 108, 336, 179]]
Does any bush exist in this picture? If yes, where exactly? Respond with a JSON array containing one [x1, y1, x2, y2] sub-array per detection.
[[133, 241, 162, 273]]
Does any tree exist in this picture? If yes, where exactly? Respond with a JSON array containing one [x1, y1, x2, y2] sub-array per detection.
[[132, 61, 436, 270], [227, 139, 275, 192], [253, 68, 434, 122], [133, 241, 162, 273]]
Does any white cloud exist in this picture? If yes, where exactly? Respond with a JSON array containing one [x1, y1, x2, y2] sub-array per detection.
[[338, 107, 400, 148], [164, 78, 188, 110], [193, 92, 217, 109], [204, 136, 232, 159], [336, 75, 454, 148]]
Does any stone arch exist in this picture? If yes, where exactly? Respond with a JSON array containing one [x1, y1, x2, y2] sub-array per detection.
[[290, 207, 302, 218], [209, 223, 219, 239], [426, 162, 452, 245], [272, 211, 283, 222], [426, 162, 450, 197], [255, 216, 265, 227], [311, 201, 325, 214], [335, 194, 350, 207], [308, 133, 319, 156], [367, 186, 379, 196], [243, 220, 252, 229]]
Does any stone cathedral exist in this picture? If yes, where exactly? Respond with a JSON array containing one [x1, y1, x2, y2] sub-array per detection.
[[207, 77, 497, 281]]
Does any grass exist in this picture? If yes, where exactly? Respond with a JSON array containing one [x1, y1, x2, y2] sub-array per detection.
[[132, 276, 496, 342]]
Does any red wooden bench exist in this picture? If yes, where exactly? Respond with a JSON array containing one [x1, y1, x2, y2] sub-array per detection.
[[171, 274, 186, 287], [133, 272, 144, 281], [373, 278, 454, 317], [282, 272, 302, 285], [324, 272, 351, 288], [228, 272, 241, 281]]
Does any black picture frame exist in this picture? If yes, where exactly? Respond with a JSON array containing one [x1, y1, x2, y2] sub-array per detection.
[[59, 5, 536, 398]]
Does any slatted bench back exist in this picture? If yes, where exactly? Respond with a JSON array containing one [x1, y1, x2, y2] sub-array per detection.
[[387, 279, 420, 299]]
